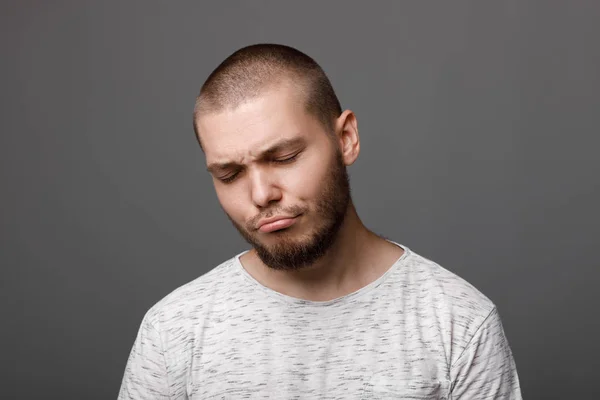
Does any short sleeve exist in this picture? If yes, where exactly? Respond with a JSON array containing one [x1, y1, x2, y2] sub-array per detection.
[[449, 307, 523, 399], [118, 314, 170, 399]]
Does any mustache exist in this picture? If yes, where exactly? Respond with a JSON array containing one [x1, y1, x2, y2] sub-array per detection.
[[248, 204, 306, 230]]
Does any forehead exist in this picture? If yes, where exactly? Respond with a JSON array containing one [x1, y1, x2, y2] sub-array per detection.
[[197, 86, 321, 163]]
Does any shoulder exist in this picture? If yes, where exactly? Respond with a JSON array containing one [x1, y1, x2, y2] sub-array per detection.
[[408, 248, 495, 313], [396, 245, 499, 354], [141, 253, 243, 329]]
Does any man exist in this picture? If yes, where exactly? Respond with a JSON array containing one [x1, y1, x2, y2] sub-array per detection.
[[119, 44, 522, 399]]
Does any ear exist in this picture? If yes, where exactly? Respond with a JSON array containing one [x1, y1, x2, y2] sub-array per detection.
[[334, 110, 360, 166]]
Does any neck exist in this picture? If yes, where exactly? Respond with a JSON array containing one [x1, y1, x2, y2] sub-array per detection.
[[241, 201, 403, 302]]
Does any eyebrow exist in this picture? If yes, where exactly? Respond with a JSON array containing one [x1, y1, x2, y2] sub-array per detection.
[[206, 137, 306, 174]]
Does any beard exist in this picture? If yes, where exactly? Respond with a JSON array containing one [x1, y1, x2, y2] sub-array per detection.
[[226, 146, 351, 271]]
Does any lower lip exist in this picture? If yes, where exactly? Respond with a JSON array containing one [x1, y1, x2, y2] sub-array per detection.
[[259, 217, 298, 233]]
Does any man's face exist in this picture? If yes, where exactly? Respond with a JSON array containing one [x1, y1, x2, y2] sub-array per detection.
[[197, 84, 350, 270]]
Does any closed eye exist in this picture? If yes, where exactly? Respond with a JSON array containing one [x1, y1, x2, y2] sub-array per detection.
[[219, 172, 239, 183], [272, 153, 299, 164]]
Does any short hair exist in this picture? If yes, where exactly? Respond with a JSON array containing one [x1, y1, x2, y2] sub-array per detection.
[[193, 43, 342, 148]]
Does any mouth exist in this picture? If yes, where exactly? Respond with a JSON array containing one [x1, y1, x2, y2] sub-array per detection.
[[258, 216, 300, 233]]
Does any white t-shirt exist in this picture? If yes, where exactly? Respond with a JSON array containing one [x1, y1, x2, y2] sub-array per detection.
[[118, 242, 522, 399]]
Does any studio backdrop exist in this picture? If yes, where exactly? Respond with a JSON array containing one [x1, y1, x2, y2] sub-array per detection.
[[1, 1, 598, 398]]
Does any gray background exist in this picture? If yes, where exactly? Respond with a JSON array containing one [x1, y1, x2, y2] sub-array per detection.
[[1, 1, 598, 398]]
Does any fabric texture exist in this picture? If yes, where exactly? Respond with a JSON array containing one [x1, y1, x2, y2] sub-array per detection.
[[118, 242, 522, 399]]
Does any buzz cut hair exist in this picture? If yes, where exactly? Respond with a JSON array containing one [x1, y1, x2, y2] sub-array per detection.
[[193, 43, 342, 148]]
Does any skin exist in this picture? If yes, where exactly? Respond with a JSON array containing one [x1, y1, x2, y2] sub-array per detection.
[[195, 82, 403, 302]]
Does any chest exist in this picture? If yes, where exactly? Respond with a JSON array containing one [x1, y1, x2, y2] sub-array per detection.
[[182, 305, 451, 399]]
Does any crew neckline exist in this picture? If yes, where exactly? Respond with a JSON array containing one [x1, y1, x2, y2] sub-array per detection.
[[233, 240, 411, 307]]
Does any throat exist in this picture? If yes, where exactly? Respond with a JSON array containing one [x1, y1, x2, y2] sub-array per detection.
[[239, 233, 403, 302]]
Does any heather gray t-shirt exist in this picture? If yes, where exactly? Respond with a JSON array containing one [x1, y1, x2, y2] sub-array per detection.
[[119, 242, 522, 399]]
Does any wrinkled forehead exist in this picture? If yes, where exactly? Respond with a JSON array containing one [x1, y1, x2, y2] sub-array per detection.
[[196, 87, 316, 163]]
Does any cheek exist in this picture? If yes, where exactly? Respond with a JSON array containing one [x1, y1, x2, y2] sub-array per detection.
[[215, 186, 246, 220], [285, 156, 330, 200]]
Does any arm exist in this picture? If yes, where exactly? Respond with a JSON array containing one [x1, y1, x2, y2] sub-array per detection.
[[118, 314, 170, 400], [450, 307, 523, 399]]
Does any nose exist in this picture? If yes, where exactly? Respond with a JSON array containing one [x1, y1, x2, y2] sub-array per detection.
[[249, 167, 282, 208]]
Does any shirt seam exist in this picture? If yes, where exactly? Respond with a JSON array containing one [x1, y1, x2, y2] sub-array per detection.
[[449, 306, 497, 371], [148, 317, 172, 399]]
